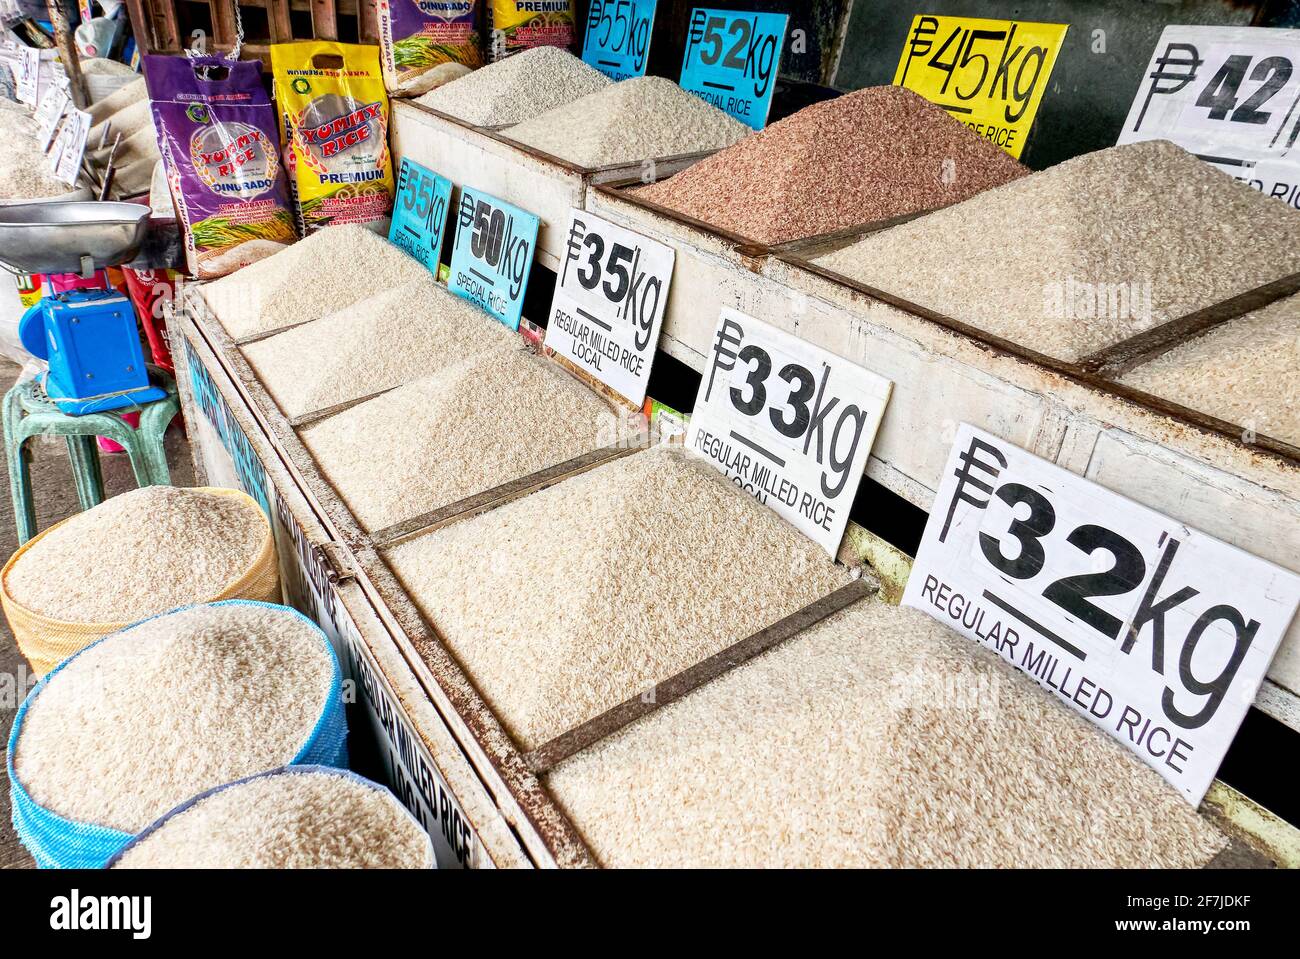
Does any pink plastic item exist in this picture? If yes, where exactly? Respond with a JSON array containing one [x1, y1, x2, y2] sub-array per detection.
[[97, 411, 141, 453]]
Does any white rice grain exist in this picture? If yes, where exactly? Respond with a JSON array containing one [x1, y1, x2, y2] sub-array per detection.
[[548, 600, 1228, 868], [416, 46, 609, 126], [6, 486, 267, 622], [301, 347, 617, 531], [242, 275, 516, 419], [14, 603, 334, 833], [1121, 294, 1300, 445], [113, 769, 432, 869], [384, 445, 851, 749], [814, 141, 1300, 361], [201, 224, 426, 340], [503, 76, 749, 167]]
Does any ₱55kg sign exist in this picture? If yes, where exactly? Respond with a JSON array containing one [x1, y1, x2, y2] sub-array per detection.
[[680, 8, 788, 131], [904, 425, 1300, 805], [1119, 26, 1300, 206], [893, 14, 1067, 159], [687, 310, 892, 557]]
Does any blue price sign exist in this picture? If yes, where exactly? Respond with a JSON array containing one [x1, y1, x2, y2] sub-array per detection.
[[582, 0, 659, 81], [448, 186, 540, 331], [679, 8, 788, 131], [389, 158, 453, 274]]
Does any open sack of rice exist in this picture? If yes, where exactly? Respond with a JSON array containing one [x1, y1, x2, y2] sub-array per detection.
[[1, 486, 279, 676], [110, 767, 432, 869], [8, 601, 347, 868], [200, 224, 428, 341], [384, 444, 852, 750], [547, 599, 1229, 868]]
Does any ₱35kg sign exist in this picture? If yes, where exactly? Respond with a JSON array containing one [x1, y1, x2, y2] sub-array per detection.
[[893, 14, 1067, 159], [687, 309, 892, 557], [904, 425, 1300, 806], [1119, 26, 1300, 206], [680, 8, 788, 131]]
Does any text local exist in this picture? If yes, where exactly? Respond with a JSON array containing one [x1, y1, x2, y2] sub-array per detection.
[[693, 427, 837, 533], [552, 306, 646, 376], [918, 574, 1195, 773]]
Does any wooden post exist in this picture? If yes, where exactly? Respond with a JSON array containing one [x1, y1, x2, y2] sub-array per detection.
[[46, 0, 88, 108]]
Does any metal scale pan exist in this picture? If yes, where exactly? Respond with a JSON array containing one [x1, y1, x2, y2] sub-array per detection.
[[0, 201, 150, 277]]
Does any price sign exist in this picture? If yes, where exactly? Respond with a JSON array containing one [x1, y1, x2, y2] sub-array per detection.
[[545, 208, 674, 407], [389, 158, 453, 275], [679, 8, 787, 132], [52, 108, 90, 185], [1119, 26, 1300, 206], [582, 0, 658, 81], [687, 309, 891, 556], [15, 44, 39, 105], [893, 14, 1067, 159], [447, 186, 539, 331], [36, 84, 69, 151], [904, 425, 1300, 805]]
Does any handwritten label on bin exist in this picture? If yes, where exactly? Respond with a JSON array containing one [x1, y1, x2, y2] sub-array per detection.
[[546, 208, 674, 407], [687, 309, 891, 556], [15, 44, 39, 105], [52, 108, 90, 185], [582, 0, 659, 81], [389, 157, 453, 274], [679, 8, 787, 131], [448, 186, 539, 331], [893, 14, 1067, 159], [904, 424, 1300, 805], [1119, 25, 1300, 205]]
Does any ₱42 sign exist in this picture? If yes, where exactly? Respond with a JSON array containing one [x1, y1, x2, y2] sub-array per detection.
[[904, 425, 1300, 806]]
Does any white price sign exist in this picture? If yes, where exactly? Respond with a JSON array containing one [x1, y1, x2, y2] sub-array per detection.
[[904, 425, 1300, 805], [545, 208, 674, 407], [687, 309, 891, 556], [1120, 25, 1300, 205], [36, 85, 69, 151], [15, 44, 38, 105], [51, 108, 89, 185]]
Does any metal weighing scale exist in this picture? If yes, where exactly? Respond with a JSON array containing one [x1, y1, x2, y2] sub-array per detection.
[[0, 201, 166, 415]]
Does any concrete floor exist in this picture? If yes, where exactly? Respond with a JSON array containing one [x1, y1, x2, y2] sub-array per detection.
[[0, 357, 194, 869]]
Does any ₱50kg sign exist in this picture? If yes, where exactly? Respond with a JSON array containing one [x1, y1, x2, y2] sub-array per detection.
[[687, 310, 892, 556], [893, 14, 1067, 159], [904, 425, 1300, 805]]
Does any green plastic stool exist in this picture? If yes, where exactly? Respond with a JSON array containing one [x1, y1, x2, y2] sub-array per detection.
[[3, 370, 181, 545]]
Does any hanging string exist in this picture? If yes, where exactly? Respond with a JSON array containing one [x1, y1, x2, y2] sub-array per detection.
[[185, 1, 245, 67]]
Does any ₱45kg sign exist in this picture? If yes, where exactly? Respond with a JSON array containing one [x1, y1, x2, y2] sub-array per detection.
[[680, 8, 788, 131], [686, 309, 892, 557], [1119, 26, 1300, 206], [893, 14, 1067, 159], [904, 425, 1300, 806]]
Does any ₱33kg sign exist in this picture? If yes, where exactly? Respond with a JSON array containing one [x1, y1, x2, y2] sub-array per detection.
[[893, 14, 1067, 159], [680, 8, 788, 131], [904, 425, 1300, 806], [686, 309, 892, 557]]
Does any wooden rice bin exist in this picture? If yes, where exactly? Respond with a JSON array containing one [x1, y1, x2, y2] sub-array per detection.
[[0, 487, 281, 677]]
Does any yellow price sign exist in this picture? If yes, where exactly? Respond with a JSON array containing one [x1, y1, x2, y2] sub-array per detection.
[[893, 15, 1068, 159]]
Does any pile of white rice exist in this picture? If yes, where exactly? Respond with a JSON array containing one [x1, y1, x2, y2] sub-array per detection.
[[202, 225, 426, 340], [242, 275, 516, 419], [113, 769, 432, 869], [548, 600, 1228, 868], [416, 46, 609, 126], [1121, 294, 1300, 446], [301, 347, 617, 532], [5, 486, 267, 622], [87, 77, 146, 127], [384, 445, 851, 749], [12, 603, 335, 833], [503, 76, 749, 167], [814, 141, 1300, 362], [0, 100, 76, 201]]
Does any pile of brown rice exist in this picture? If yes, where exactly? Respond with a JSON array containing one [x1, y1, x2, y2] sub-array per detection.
[[547, 599, 1228, 868], [384, 445, 851, 750]]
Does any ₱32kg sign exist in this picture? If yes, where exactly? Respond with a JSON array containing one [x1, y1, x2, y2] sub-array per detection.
[[679, 8, 788, 131], [546, 208, 674, 407], [1119, 26, 1300, 206], [893, 14, 1067, 159], [904, 425, 1300, 805], [687, 309, 892, 557]]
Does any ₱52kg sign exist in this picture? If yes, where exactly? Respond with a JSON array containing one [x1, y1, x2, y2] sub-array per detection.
[[687, 310, 892, 557], [679, 8, 788, 131], [1119, 26, 1300, 206], [904, 425, 1300, 805]]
